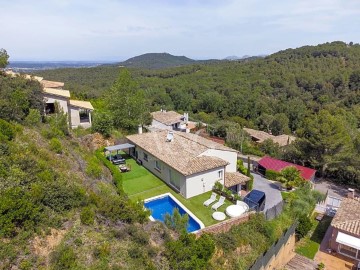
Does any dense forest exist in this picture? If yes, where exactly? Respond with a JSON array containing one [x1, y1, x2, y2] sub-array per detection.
[[36, 41, 360, 187], [0, 47, 324, 269]]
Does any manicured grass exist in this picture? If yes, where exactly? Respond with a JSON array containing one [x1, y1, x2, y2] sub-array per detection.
[[121, 157, 232, 226], [295, 214, 333, 259], [281, 191, 290, 200]]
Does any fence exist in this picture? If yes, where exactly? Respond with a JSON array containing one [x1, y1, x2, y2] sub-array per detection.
[[249, 222, 297, 270], [264, 201, 284, 220]]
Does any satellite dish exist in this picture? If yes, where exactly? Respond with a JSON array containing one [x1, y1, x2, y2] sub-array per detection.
[[166, 131, 174, 142]]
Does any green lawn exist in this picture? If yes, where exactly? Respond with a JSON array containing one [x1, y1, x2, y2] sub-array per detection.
[[121, 157, 232, 226], [295, 214, 333, 259]]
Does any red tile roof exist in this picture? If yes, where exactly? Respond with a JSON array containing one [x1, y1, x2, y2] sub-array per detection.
[[258, 156, 316, 181]]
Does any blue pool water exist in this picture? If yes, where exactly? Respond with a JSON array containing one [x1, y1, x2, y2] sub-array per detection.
[[144, 195, 201, 233]]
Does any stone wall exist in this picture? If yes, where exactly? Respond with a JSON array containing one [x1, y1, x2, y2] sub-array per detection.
[[195, 212, 254, 236]]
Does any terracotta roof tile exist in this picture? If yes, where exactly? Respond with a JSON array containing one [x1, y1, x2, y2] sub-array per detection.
[[69, 100, 94, 110], [244, 127, 296, 147], [224, 172, 250, 187], [151, 111, 183, 125], [126, 130, 232, 176], [43, 88, 70, 98], [41, 80, 65, 88], [331, 198, 360, 236]]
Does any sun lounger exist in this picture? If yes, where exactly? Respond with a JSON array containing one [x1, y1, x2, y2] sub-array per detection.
[[203, 192, 217, 206], [212, 196, 226, 211]]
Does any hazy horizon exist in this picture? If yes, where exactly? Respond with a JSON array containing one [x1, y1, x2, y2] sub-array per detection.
[[2, 0, 360, 61]]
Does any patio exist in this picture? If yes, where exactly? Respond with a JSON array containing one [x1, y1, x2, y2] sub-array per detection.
[[121, 157, 233, 226]]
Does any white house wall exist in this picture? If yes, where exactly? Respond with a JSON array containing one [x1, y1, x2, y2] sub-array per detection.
[[43, 94, 69, 115], [185, 167, 225, 198], [200, 149, 237, 172], [135, 147, 187, 197], [69, 106, 91, 129]]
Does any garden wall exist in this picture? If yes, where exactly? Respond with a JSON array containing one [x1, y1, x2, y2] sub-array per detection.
[[195, 212, 254, 236]]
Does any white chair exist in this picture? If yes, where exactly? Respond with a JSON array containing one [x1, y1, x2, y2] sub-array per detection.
[[203, 192, 217, 207], [212, 196, 226, 210]]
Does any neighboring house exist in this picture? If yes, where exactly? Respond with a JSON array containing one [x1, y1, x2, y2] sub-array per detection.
[[243, 127, 296, 147], [329, 197, 360, 260], [257, 156, 316, 182], [150, 110, 191, 132], [126, 130, 250, 198], [4, 70, 93, 129]]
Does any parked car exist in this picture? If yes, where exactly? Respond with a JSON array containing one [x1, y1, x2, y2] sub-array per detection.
[[106, 154, 126, 165], [244, 189, 266, 212]]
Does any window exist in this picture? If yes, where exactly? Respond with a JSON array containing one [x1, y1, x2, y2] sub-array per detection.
[[143, 152, 148, 161], [218, 170, 223, 179], [155, 160, 161, 171], [169, 169, 180, 190]]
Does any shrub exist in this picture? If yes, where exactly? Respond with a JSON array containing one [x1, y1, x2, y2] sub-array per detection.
[[0, 119, 15, 140], [86, 157, 102, 178], [49, 138, 62, 154], [265, 169, 280, 180], [213, 181, 223, 192], [164, 208, 189, 235], [92, 111, 113, 138], [296, 214, 312, 238], [51, 245, 77, 270], [126, 226, 150, 245], [93, 242, 111, 259], [24, 109, 41, 127], [80, 206, 95, 225]]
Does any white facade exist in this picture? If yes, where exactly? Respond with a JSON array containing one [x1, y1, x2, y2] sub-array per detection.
[[69, 106, 92, 129], [133, 146, 226, 199], [44, 94, 69, 115], [185, 167, 225, 198], [200, 149, 237, 172]]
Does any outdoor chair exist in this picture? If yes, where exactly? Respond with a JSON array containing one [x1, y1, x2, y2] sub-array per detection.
[[203, 192, 217, 207], [212, 196, 226, 211]]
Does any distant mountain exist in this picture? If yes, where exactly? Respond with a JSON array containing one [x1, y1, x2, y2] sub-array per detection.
[[117, 53, 196, 69]]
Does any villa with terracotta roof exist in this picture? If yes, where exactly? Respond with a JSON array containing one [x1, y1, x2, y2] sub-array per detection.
[[329, 197, 360, 260], [149, 110, 196, 132], [243, 127, 296, 147], [126, 130, 250, 198], [257, 156, 316, 182], [5, 70, 94, 129]]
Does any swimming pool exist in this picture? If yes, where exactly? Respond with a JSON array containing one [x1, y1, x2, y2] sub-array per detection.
[[144, 193, 205, 233]]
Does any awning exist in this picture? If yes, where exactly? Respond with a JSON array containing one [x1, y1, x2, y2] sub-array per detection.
[[336, 231, 360, 250], [104, 143, 135, 152]]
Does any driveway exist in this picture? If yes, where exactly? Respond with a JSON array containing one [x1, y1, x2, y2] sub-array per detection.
[[251, 173, 282, 212], [313, 179, 350, 199]]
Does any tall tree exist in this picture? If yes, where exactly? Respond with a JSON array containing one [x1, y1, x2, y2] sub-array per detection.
[[296, 110, 353, 175], [105, 68, 151, 130], [0, 49, 9, 68]]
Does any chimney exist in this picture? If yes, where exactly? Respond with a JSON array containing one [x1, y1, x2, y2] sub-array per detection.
[[348, 188, 355, 199], [138, 125, 143, 135], [166, 131, 174, 142], [183, 112, 189, 123]]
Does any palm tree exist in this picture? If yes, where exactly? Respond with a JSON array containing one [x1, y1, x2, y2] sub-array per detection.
[[276, 166, 303, 190]]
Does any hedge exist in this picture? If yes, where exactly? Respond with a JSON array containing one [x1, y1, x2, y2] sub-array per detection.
[[265, 169, 280, 181], [95, 149, 124, 194]]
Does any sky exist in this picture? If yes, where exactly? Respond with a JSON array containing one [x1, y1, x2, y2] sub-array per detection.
[[2, 0, 360, 61]]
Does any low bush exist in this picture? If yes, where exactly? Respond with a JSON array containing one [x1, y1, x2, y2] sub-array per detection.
[[93, 242, 111, 260], [49, 138, 62, 154], [80, 206, 95, 225], [0, 119, 15, 140], [51, 245, 77, 270], [85, 157, 102, 178]]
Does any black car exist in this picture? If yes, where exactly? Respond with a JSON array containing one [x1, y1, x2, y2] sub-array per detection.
[[244, 189, 266, 212], [106, 154, 126, 165]]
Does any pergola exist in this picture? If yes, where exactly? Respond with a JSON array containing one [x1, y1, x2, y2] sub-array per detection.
[[104, 143, 135, 155]]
